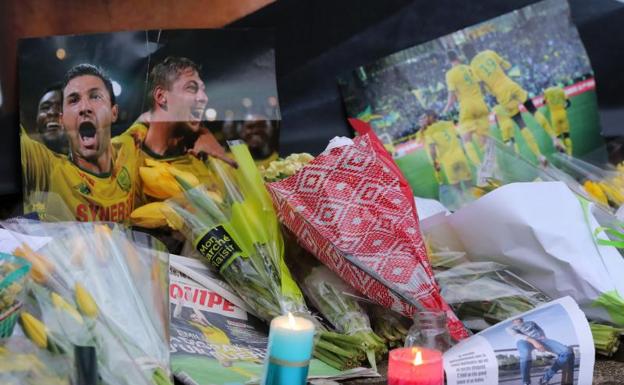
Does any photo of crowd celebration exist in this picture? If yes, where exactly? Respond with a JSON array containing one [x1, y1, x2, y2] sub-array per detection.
[[339, 0, 604, 199]]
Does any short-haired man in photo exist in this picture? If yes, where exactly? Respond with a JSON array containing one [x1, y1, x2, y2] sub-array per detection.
[[122, 56, 236, 206], [238, 113, 278, 169], [34, 84, 68, 154], [21, 64, 141, 222], [507, 317, 574, 385]]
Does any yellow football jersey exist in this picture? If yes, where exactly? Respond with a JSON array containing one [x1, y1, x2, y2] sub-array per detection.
[[189, 321, 231, 345], [446, 64, 490, 123], [21, 129, 140, 222], [424, 121, 471, 184], [544, 87, 567, 111], [118, 122, 222, 206], [424, 121, 461, 157], [544, 87, 570, 137], [254, 151, 279, 170], [471, 50, 528, 115]]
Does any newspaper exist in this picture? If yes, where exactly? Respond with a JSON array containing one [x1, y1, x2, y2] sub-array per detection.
[[443, 297, 594, 385], [169, 254, 379, 385]]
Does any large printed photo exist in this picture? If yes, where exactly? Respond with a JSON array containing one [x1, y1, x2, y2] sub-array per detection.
[[19, 29, 280, 223], [339, 0, 603, 199]]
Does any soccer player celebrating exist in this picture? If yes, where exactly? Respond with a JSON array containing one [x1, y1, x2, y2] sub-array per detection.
[[123, 56, 235, 202], [543, 86, 572, 154], [442, 50, 490, 164], [420, 110, 472, 187], [464, 43, 563, 154], [33, 84, 68, 154], [21, 64, 141, 222]]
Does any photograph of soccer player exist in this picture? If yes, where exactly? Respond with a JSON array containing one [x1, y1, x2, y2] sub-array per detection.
[[123, 56, 236, 204], [34, 84, 68, 155], [543, 86, 572, 155], [238, 114, 278, 169], [419, 110, 472, 187], [21, 64, 140, 222], [442, 50, 490, 166], [463, 43, 564, 156]]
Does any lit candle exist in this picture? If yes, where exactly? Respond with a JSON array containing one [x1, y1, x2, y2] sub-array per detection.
[[261, 312, 315, 385], [388, 347, 444, 385]]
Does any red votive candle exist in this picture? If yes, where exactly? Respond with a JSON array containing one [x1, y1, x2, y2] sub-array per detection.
[[388, 347, 444, 385]]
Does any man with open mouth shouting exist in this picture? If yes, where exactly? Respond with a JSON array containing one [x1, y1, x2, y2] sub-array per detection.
[[21, 64, 141, 222], [120, 56, 236, 211], [34, 84, 68, 155]]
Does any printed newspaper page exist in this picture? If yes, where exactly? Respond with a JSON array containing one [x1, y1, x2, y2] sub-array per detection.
[[169, 254, 378, 385], [444, 297, 594, 385]]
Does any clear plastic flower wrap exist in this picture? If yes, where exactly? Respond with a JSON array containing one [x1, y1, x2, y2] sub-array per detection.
[[0, 336, 73, 385], [2, 219, 171, 385], [471, 137, 606, 210], [551, 152, 624, 210], [291, 253, 387, 371], [429, 251, 551, 331]]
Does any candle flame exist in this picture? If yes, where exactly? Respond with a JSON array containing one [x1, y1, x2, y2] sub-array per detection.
[[413, 350, 423, 366], [287, 312, 296, 328]]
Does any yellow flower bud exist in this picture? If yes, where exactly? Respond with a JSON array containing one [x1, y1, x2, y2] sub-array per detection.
[[140, 159, 184, 199], [130, 202, 169, 228], [51, 292, 83, 324], [12, 244, 54, 284], [168, 166, 200, 188], [131, 202, 185, 230], [584, 180, 609, 206], [75, 282, 99, 318], [19, 312, 48, 349]]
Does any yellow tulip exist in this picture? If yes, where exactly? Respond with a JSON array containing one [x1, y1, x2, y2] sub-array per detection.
[[584, 180, 609, 206], [12, 244, 54, 284], [599, 182, 624, 206], [19, 312, 48, 349], [75, 282, 99, 318], [168, 165, 200, 188], [130, 202, 184, 230], [140, 158, 200, 200], [51, 292, 83, 324], [130, 202, 169, 228], [140, 159, 181, 199]]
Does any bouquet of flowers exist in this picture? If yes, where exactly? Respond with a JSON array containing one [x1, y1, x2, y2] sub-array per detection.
[[3, 220, 171, 385], [289, 250, 386, 371], [165, 141, 307, 321], [267, 134, 468, 340]]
